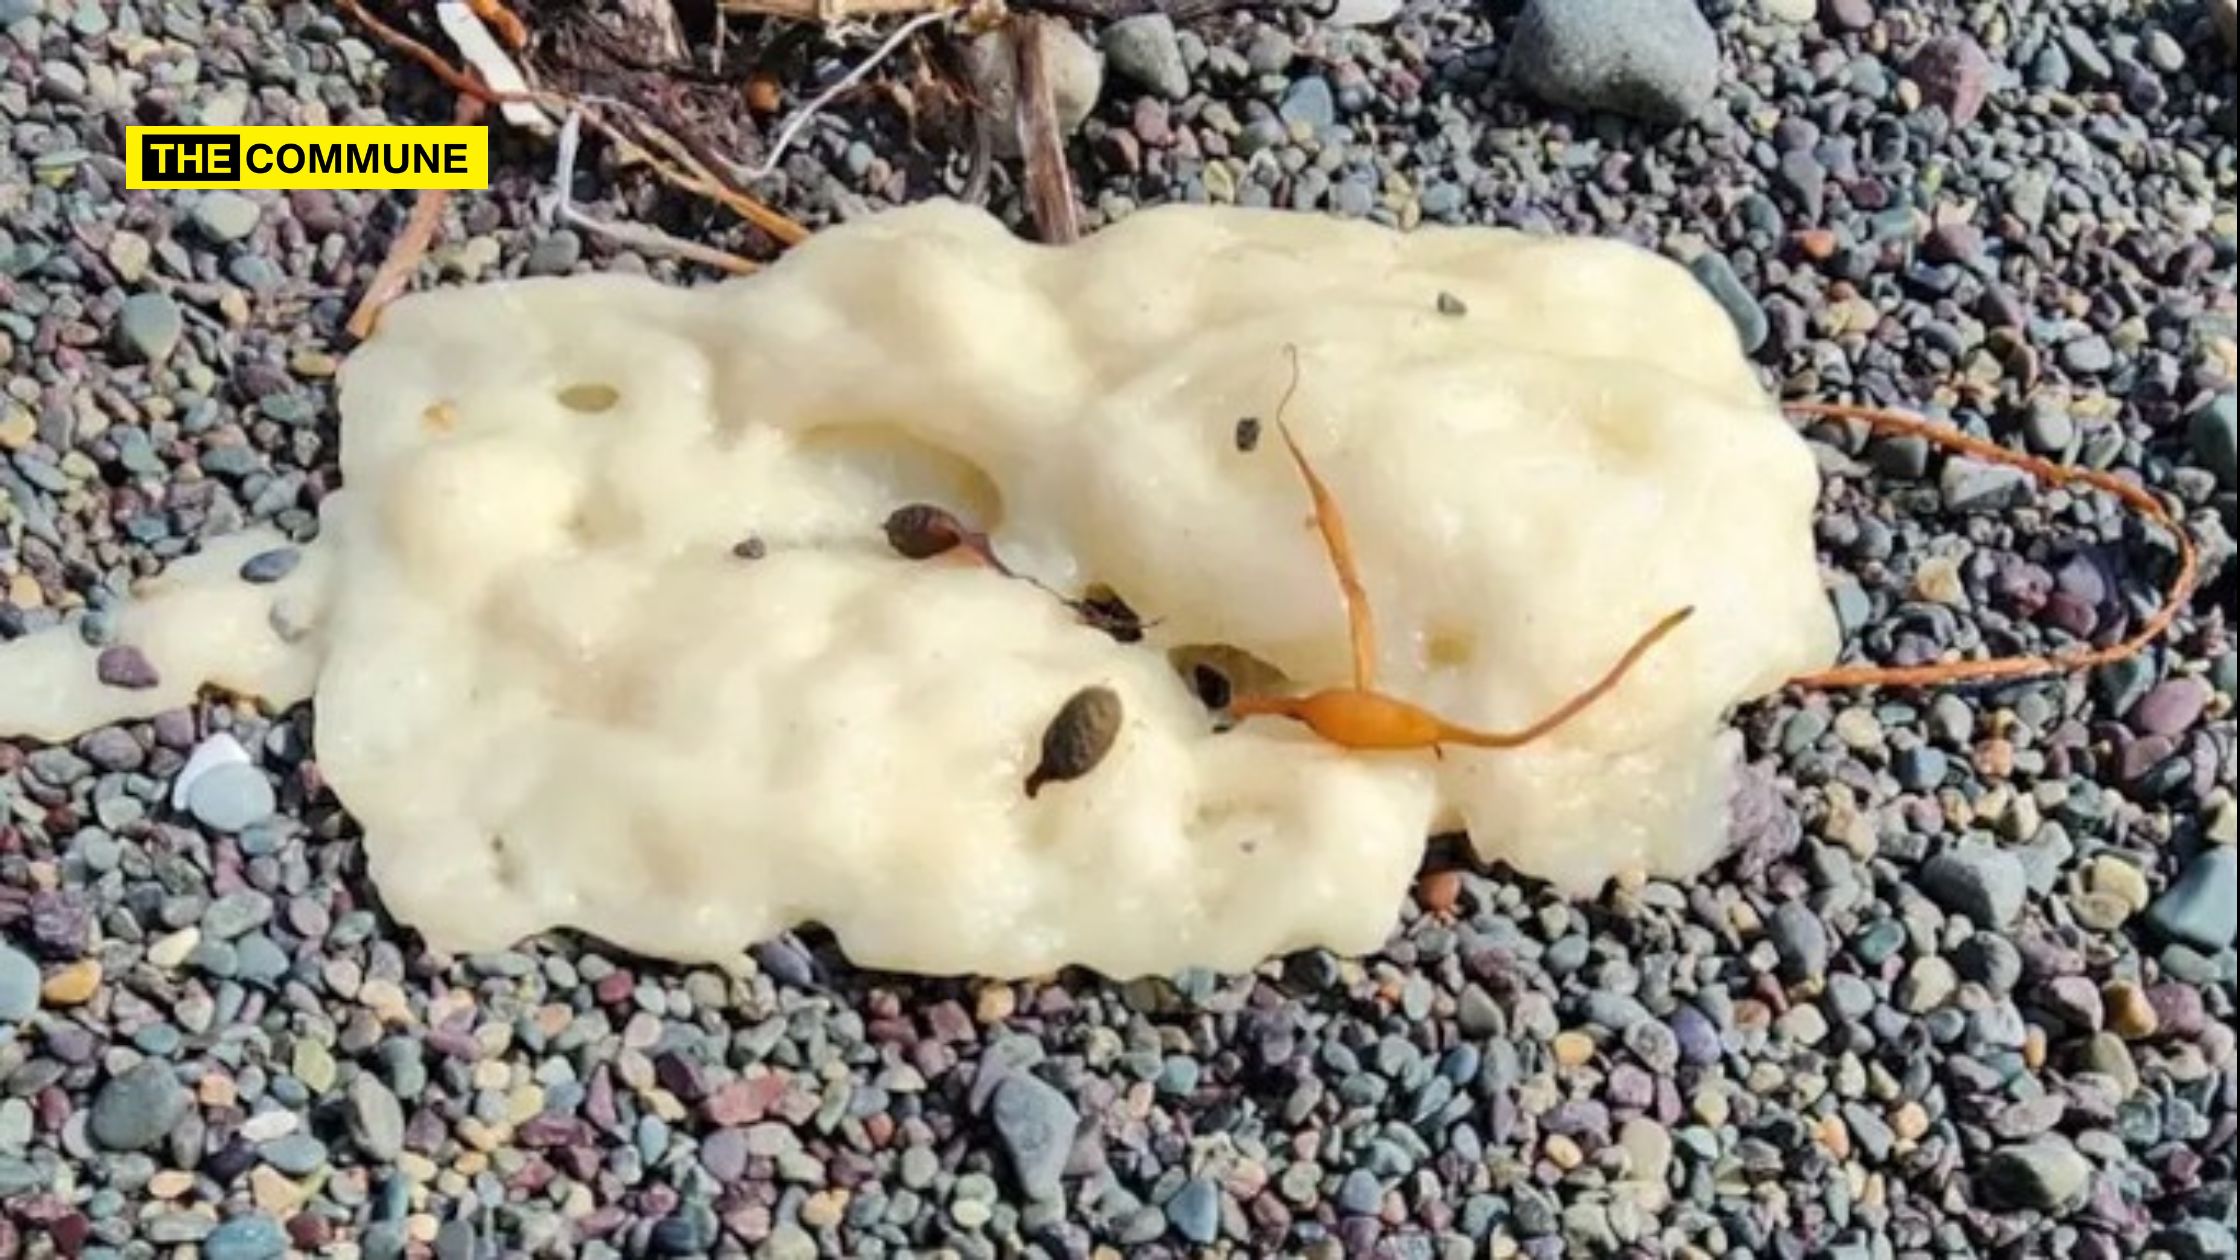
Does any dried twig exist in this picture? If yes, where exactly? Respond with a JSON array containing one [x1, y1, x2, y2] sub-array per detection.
[[744, 9, 955, 178], [1784, 400, 2201, 691], [1011, 15, 1079, 243], [334, 0, 809, 246], [549, 113, 761, 275], [347, 93, 487, 339]]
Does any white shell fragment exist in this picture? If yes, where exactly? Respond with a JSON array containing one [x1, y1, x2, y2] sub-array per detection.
[[0, 200, 1838, 978]]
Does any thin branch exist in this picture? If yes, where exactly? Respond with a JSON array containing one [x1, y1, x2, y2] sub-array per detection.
[[334, 0, 809, 246], [1011, 14, 1079, 244], [551, 111, 759, 275], [347, 93, 487, 339], [563, 207, 763, 274], [744, 9, 955, 179]]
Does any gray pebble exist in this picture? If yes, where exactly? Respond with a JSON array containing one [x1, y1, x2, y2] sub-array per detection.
[[2058, 334, 2115, 375], [1506, 0, 1719, 124], [1894, 743, 1948, 791], [90, 1060, 190, 1151], [1103, 15, 1189, 101], [348, 1075, 406, 1160], [990, 1073, 1077, 1201], [188, 763, 277, 834], [2145, 847, 2237, 950], [202, 1213, 286, 1260], [0, 947, 38, 1021], [202, 890, 274, 939], [1167, 1176, 1220, 1244], [1280, 77, 1337, 131], [1924, 847, 2027, 928], [2188, 393, 2236, 487], [258, 1133, 328, 1174], [1940, 457, 2033, 512], [1767, 901, 1829, 979], [1687, 253, 1769, 354], [115, 293, 182, 363], [1977, 1137, 2092, 1212], [192, 192, 262, 243], [1337, 1168, 1385, 1214]]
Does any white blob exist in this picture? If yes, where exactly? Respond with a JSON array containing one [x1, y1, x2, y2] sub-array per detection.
[[0, 200, 1838, 978]]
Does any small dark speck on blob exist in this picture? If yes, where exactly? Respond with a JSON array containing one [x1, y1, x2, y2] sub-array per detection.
[[239, 547, 302, 584], [1024, 685, 1124, 799], [1234, 416, 1262, 452], [732, 537, 767, 560], [1191, 664, 1233, 711], [1436, 291, 1468, 316]]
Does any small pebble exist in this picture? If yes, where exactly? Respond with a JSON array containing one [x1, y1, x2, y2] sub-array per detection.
[[95, 645, 160, 690]]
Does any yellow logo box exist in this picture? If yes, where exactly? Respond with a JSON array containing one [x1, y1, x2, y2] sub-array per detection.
[[126, 126, 489, 190]]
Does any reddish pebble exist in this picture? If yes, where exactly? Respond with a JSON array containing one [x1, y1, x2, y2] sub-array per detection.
[[2130, 678, 2209, 737], [49, 1213, 88, 1257], [286, 1214, 332, 1249], [1792, 228, 1839, 261], [2144, 983, 2205, 1039], [593, 969, 635, 1005], [701, 1073, 787, 1127], [1909, 34, 1994, 128]]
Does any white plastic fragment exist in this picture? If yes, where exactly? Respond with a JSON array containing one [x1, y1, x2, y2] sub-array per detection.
[[433, 0, 553, 137], [0, 200, 1839, 978]]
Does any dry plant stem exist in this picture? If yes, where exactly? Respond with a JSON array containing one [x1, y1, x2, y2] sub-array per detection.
[[1267, 351, 1372, 690], [562, 206, 762, 274], [1012, 14, 1081, 244], [333, 0, 808, 246], [550, 111, 759, 275], [346, 93, 487, 340], [745, 9, 955, 179], [1430, 607, 1693, 747], [1783, 400, 2201, 691], [1231, 396, 1692, 754]]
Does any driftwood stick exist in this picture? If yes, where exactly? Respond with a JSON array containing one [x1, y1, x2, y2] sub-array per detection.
[[1011, 15, 1080, 244], [347, 92, 489, 339]]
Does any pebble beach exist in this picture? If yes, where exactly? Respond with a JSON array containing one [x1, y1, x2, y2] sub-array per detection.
[[0, 0, 2235, 1257]]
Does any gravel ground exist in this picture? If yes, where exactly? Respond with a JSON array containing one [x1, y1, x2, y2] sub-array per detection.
[[1, 0, 2236, 1258]]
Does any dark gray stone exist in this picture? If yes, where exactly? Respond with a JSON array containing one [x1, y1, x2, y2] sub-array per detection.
[[1505, 0, 1719, 125]]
